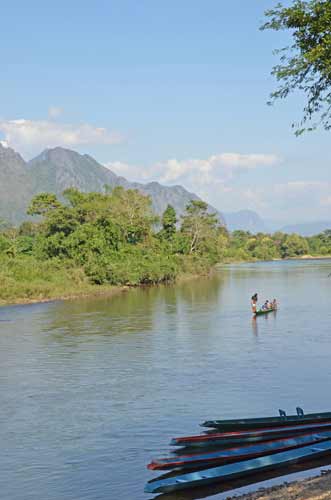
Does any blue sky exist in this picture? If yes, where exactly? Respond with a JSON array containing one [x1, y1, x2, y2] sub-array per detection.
[[1, 0, 330, 223]]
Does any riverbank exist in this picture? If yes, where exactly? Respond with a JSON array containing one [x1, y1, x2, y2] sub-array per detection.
[[0, 283, 128, 307], [0, 254, 132, 307], [0, 267, 213, 307], [1, 254, 330, 307], [297, 254, 331, 260], [221, 254, 331, 264], [231, 470, 331, 499]]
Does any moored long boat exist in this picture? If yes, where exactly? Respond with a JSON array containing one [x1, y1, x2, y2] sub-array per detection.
[[148, 431, 331, 470], [202, 410, 331, 430], [171, 421, 331, 448], [145, 439, 331, 493]]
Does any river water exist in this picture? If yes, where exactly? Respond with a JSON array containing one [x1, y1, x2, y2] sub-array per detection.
[[1, 260, 331, 500]]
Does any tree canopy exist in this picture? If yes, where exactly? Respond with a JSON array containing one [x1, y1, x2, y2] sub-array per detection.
[[261, 0, 331, 134]]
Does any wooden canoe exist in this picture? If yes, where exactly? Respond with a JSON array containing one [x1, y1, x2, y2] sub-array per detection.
[[148, 431, 331, 470], [254, 308, 276, 316], [171, 421, 331, 448], [202, 410, 331, 431], [145, 439, 331, 493]]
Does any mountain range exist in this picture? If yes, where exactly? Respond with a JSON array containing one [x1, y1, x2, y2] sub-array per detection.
[[1, 143, 330, 236], [0, 143, 224, 225]]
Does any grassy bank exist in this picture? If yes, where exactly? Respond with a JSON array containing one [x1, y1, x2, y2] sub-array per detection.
[[0, 254, 214, 307], [0, 255, 127, 306], [1, 251, 330, 308]]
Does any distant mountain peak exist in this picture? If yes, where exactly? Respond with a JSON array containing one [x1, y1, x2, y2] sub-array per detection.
[[223, 210, 268, 233], [0, 144, 225, 226], [30, 146, 84, 164], [0, 142, 26, 168]]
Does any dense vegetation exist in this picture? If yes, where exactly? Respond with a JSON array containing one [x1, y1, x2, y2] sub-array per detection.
[[0, 187, 330, 304], [222, 230, 331, 262], [0, 188, 224, 303]]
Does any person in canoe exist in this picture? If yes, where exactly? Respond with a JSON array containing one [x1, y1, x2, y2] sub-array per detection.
[[251, 293, 258, 313], [264, 299, 277, 311]]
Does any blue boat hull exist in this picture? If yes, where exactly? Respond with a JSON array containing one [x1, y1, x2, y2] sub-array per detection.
[[149, 431, 331, 470], [145, 439, 331, 493]]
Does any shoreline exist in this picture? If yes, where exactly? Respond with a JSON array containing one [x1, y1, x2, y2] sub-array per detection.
[[1, 255, 330, 308], [283, 254, 331, 261], [0, 285, 129, 308], [220, 254, 331, 265], [229, 469, 331, 500]]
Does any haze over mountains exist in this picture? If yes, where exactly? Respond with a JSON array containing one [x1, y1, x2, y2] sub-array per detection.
[[278, 221, 331, 237], [223, 210, 268, 233]]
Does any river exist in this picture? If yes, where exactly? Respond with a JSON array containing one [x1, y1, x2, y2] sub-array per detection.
[[1, 259, 331, 500]]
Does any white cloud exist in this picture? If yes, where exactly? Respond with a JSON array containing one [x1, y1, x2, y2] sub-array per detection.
[[274, 181, 325, 195], [106, 152, 279, 185], [237, 181, 331, 222], [0, 118, 123, 154], [106, 157, 331, 222], [48, 106, 63, 119], [321, 195, 331, 206], [105, 153, 279, 211]]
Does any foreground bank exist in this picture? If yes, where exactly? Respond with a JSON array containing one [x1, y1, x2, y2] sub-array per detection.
[[232, 470, 331, 500]]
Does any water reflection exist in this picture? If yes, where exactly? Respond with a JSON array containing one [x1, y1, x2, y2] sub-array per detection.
[[40, 272, 228, 349], [251, 317, 258, 336], [177, 272, 224, 308], [40, 288, 161, 342]]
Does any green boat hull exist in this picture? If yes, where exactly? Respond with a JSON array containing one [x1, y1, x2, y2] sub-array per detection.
[[202, 411, 331, 431], [254, 308, 276, 316]]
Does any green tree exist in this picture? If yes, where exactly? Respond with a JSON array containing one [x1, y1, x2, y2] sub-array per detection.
[[231, 230, 252, 249], [0, 218, 10, 231], [261, 0, 331, 134], [27, 193, 62, 216], [18, 221, 40, 237], [308, 229, 331, 254], [160, 204, 177, 240], [280, 233, 309, 257], [252, 236, 279, 260], [110, 187, 158, 244], [181, 200, 219, 255], [0, 234, 10, 254]]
